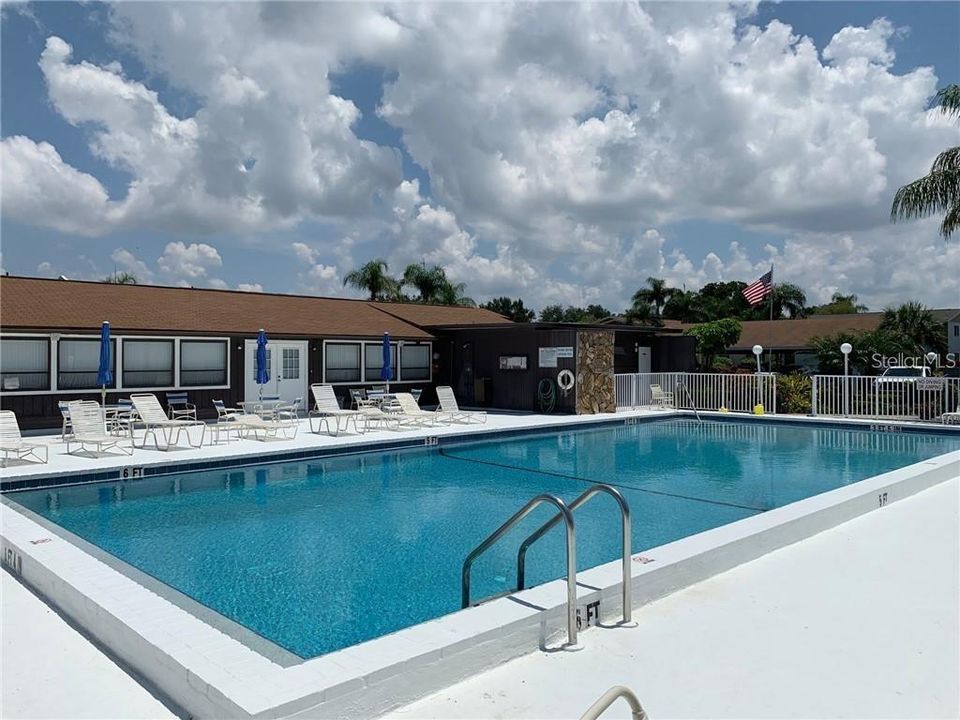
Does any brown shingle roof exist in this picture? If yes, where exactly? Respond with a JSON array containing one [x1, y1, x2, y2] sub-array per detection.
[[0, 276, 437, 338], [369, 302, 512, 327], [727, 309, 959, 351]]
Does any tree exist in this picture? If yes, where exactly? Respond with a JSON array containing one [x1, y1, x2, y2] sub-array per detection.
[[746, 282, 806, 320], [584, 304, 612, 321], [662, 290, 705, 323], [103, 272, 137, 284], [810, 329, 907, 374], [685, 318, 742, 370], [538, 305, 590, 322], [401, 262, 446, 303], [631, 277, 677, 318], [343, 259, 400, 301], [808, 293, 868, 315], [891, 85, 960, 239], [435, 279, 475, 307], [695, 281, 750, 320], [879, 301, 946, 355], [481, 297, 536, 322]]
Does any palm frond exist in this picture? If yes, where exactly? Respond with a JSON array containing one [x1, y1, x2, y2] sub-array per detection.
[[934, 84, 960, 119], [890, 168, 960, 221], [940, 201, 960, 238], [931, 145, 960, 174]]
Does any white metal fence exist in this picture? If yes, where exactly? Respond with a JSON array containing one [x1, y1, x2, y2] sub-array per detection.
[[811, 375, 960, 421], [614, 372, 777, 414]]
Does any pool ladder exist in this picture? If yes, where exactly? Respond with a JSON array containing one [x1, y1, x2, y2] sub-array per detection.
[[461, 484, 632, 648], [676, 381, 702, 424]]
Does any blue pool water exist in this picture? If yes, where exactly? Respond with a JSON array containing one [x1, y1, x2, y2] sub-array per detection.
[[9, 419, 960, 658]]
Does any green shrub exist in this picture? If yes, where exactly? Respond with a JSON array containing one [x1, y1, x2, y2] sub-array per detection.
[[777, 373, 812, 414]]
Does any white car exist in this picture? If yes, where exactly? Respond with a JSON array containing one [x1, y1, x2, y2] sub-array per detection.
[[874, 366, 932, 384]]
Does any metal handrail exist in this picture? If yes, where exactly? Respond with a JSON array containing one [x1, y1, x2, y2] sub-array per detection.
[[677, 381, 702, 424], [516, 484, 632, 625], [461, 493, 578, 647], [579, 686, 648, 720]]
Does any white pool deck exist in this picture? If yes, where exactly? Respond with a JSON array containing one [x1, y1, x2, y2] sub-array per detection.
[[1, 409, 959, 718]]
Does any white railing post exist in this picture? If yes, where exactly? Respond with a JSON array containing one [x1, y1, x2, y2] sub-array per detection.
[[811, 376, 818, 416]]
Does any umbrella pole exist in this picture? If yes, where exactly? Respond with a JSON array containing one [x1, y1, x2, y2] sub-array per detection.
[[101, 385, 106, 407]]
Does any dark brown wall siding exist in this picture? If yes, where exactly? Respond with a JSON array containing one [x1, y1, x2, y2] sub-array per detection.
[[440, 327, 580, 413]]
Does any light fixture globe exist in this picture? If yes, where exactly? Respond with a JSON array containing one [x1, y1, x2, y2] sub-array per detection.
[[752, 344, 763, 356], [840, 342, 852, 355], [926, 351, 938, 364]]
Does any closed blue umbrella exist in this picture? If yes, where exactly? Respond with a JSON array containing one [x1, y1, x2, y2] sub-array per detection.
[[97, 321, 112, 406], [380, 332, 392, 394], [256, 329, 269, 400]]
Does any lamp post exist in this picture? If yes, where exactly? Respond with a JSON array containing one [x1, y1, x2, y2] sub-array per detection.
[[753, 345, 763, 410], [840, 342, 852, 418]]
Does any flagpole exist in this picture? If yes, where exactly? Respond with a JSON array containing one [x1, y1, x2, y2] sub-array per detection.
[[768, 263, 774, 373]]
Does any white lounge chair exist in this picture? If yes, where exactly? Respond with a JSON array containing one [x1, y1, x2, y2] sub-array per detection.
[[0, 410, 49, 466], [650, 384, 674, 409], [66, 401, 134, 457], [309, 384, 366, 435], [130, 394, 206, 450], [436, 386, 487, 424], [233, 413, 298, 441], [57, 401, 73, 441], [211, 399, 245, 443], [942, 405, 960, 425], [394, 393, 451, 426]]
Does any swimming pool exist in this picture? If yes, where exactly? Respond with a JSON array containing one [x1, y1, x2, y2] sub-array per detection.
[[8, 418, 960, 660]]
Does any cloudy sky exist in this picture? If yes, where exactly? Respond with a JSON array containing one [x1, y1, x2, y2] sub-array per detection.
[[1, 1, 958, 312]]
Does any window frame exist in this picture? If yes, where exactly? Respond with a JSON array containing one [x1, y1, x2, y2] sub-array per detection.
[[0, 336, 51, 392], [179, 339, 229, 387], [57, 337, 116, 391], [399, 343, 431, 381]]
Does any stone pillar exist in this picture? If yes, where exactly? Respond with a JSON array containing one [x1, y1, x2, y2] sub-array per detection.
[[575, 330, 616, 414]]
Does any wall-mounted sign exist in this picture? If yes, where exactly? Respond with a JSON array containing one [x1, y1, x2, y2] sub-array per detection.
[[499, 355, 528, 371], [539, 346, 574, 367]]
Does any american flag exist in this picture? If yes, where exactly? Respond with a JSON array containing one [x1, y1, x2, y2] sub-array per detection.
[[742, 269, 773, 306]]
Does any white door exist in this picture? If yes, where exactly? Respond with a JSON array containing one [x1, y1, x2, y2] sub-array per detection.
[[245, 340, 307, 406], [637, 346, 652, 374]]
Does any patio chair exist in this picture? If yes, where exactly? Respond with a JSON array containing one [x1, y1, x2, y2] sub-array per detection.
[[349, 388, 368, 410], [66, 401, 134, 457], [58, 401, 74, 441], [942, 405, 960, 425], [276, 397, 302, 420], [109, 398, 138, 437], [0, 410, 49, 466], [131, 394, 206, 450], [308, 384, 366, 436], [233, 413, 299, 441], [436, 386, 487, 424], [212, 399, 244, 443], [394, 392, 451, 426], [650, 384, 674, 409], [166, 391, 197, 421]]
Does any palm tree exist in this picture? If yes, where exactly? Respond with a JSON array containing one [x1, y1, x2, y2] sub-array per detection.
[[342, 259, 400, 301], [435, 279, 475, 307], [401, 262, 446, 303], [891, 85, 960, 239], [879, 301, 945, 355], [631, 277, 677, 317], [773, 282, 807, 319], [104, 272, 137, 284]]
